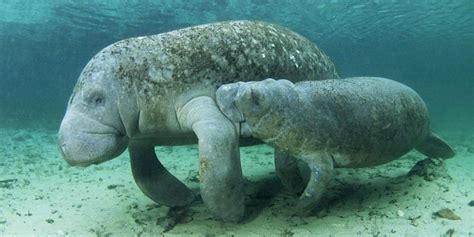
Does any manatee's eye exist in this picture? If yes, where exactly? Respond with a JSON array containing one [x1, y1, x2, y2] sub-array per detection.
[[87, 92, 105, 106], [93, 96, 104, 106]]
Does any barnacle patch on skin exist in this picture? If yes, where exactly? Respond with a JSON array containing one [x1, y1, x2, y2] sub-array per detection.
[[82, 21, 338, 108]]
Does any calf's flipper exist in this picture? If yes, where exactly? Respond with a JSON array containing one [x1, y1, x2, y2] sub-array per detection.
[[274, 149, 304, 194], [297, 153, 334, 216]]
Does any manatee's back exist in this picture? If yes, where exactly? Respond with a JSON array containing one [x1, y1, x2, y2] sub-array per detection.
[[106, 20, 339, 99]]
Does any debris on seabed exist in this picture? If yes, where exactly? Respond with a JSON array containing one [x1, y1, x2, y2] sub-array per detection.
[[432, 208, 461, 220]]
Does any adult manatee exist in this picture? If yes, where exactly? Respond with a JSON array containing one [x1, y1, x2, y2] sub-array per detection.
[[58, 20, 339, 222], [216, 77, 455, 214]]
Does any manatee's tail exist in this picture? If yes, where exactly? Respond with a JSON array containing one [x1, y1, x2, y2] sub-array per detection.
[[415, 132, 455, 159]]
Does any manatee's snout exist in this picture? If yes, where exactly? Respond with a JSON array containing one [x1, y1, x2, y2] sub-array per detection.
[[216, 82, 247, 122], [58, 111, 128, 167], [216, 81, 272, 122]]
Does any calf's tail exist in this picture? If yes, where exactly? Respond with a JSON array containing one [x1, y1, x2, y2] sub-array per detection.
[[415, 132, 455, 159]]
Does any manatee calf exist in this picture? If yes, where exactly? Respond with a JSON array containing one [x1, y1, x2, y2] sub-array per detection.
[[216, 77, 455, 214], [58, 20, 339, 221]]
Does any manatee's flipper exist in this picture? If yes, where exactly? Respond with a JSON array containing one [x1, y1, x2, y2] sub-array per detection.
[[297, 153, 334, 216], [178, 96, 244, 222], [129, 143, 195, 207], [416, 132, 455, 159], [274, 149, 304, 194]]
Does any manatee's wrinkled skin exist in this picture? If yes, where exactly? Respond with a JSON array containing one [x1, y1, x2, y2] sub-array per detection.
[[58, 20, 339, 222], [216, 77, 455, 214]]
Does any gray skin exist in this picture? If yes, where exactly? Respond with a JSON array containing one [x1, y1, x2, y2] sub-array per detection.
[[216, 77, 455, 214], [57, 20, 339, 222]]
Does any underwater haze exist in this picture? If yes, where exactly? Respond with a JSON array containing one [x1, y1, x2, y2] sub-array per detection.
[[0, 0, 473, 132], [1, 1, 473, 236]]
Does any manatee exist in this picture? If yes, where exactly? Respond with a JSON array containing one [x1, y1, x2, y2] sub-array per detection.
[[57, 20, 339, 222], [216, 77, 455, 214]]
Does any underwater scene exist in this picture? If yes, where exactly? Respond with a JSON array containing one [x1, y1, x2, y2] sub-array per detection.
[[1, 1, 473, 236]]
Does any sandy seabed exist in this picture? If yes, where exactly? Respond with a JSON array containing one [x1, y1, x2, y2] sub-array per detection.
[[1, 126, 473, 236]]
